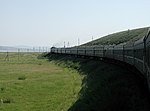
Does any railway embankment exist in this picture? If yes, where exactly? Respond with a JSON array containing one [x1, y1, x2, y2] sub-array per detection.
[[45, 53, 150, 111]]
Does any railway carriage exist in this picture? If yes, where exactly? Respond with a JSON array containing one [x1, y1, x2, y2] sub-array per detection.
[[70, 47, 78, 55], [146, 30, 150, 69], [85, 46, 94, 56], [104, 45, 114, 59], [134, 38, 145, 74], [51, 47, 55, 53], [145, 29, 150, 86], [61, 48, 66, 54], [77, 47, 86, 56], [57, 48, 62, 53], [114, 44, 124, 61], [94, 45, 104, 57], [124, 43, 134, 65], [65, 48, 71, 54], [51, 47, 57, 53]]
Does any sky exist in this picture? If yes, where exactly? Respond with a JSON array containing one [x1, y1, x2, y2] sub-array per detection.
[[0, 0, 150, 47]]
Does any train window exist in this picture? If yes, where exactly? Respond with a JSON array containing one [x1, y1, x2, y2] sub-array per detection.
[[124, 50, 134, 57], [134, 49, 144, 60]]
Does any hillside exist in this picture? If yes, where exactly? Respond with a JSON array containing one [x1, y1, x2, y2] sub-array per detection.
[[82, 27, 148, 46]]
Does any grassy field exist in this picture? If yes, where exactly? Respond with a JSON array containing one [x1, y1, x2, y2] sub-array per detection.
[[47, 54, 150, 111], [0, 52, 81, 111], [1, 52, 150, 111], [82, 27, 148, 46]]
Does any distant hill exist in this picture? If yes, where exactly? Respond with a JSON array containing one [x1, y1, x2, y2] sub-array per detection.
[[0, 46, 50, 52], [82, 27, 149, 46], [0, 46, 18, 52]]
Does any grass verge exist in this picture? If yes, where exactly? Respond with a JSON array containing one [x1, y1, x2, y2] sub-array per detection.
[[0, 52, 81, 111]]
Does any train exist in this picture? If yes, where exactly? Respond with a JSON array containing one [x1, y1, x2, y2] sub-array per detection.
[[51, 28, 150, 89]]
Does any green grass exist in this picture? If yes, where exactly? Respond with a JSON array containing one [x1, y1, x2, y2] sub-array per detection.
[[82, 27, 148, 46], [0, 52, 81, 111], [1, 52, 150, 111], [47, 53, 150, 111]]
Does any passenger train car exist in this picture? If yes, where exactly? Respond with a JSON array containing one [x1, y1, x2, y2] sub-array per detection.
[[51, 28, 150, 89]]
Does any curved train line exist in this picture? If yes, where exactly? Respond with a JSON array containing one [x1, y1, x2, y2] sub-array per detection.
[[51, 28, 150, 90]]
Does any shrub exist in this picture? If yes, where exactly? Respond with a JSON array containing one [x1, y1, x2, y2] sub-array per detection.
[[0, 87, 5, 92], [1, 98, 13, 104], [18, 75, 26, 80]]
